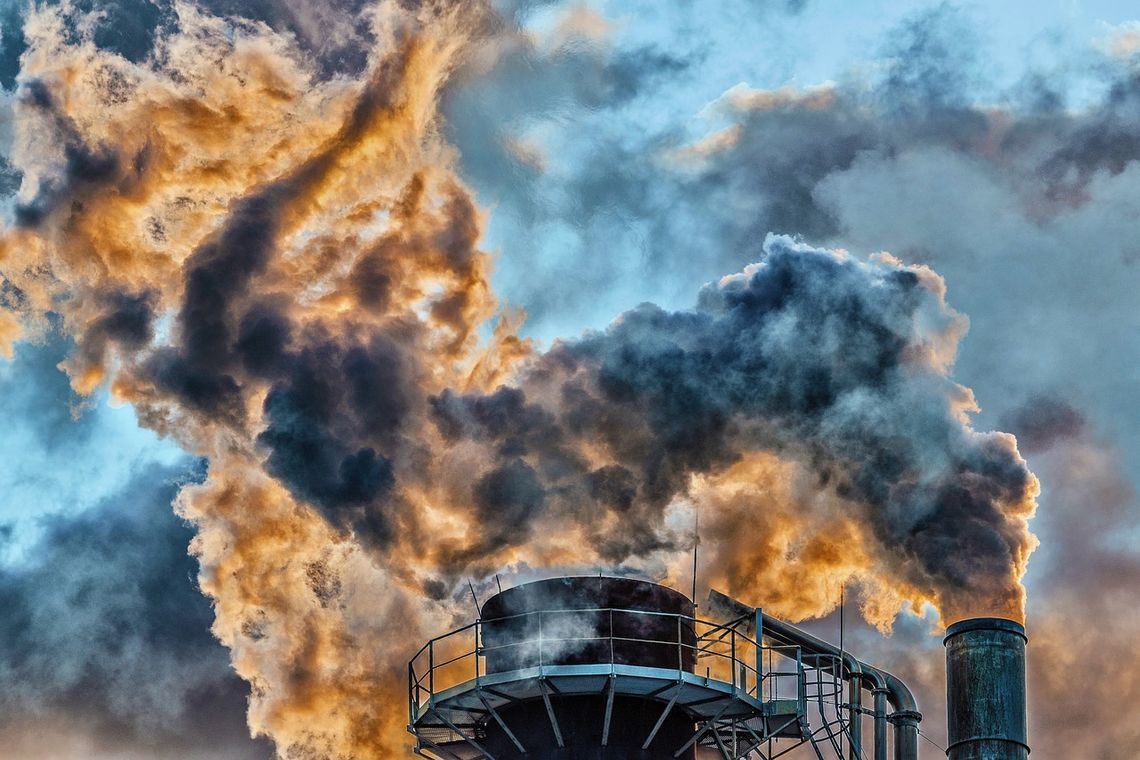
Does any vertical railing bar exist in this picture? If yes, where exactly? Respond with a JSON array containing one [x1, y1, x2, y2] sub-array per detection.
[[798, 647, 806, 717], [755, 608, 764, 699], [677, 615, 683, 676], [609, 609, 615, 670], [731, 629, 736, 691], [769, 647, 774, 702]]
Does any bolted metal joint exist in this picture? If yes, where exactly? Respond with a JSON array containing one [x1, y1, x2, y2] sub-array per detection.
[[888, 709, 923, 725]]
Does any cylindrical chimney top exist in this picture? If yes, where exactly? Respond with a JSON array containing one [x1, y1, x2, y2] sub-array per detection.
[[944, 617, 1028, 760], [477, 577, 698, 759], [480, 576, 696, 673]]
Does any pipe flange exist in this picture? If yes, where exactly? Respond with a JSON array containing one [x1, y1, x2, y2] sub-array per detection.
[[888, 709, 923, 725]]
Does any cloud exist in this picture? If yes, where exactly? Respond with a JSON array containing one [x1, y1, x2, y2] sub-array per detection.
[[0, 0, 382, 89], [0, 332, 187, 563], [0, 459, 271, 759], [1096, 20, 1140, 62]]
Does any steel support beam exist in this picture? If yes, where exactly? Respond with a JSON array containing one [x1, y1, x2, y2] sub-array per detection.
[[643, 684, 683, 749], [601, 676, 616, 746], [430, 708, 496, 760], [674, 700, 735, 757], [477, 692, 525, 754], [539, 679, 565, 748]]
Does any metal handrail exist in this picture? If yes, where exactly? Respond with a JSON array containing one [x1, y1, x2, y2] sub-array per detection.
[[408, 606, 812, 723]]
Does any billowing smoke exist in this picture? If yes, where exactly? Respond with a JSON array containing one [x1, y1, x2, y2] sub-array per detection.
[[0, 0, 1037, 756], [430, 237, 1037, 624], [1, 1, 506, 754]]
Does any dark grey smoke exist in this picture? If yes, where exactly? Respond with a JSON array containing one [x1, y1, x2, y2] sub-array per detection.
[[256, 337, 406, 546], [1000, 395, 1085, 454], [1, 0, 1046, 613], [134, 58, 465, 552], [73, 289, 158, 375], [432, 237, 1036, 612]]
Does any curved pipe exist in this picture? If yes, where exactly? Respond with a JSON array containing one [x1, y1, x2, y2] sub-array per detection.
[[708, 591, 921, 760], [869, 666, 921, 760], [867, 666, 919, 713], [759, 613, 889, 760]]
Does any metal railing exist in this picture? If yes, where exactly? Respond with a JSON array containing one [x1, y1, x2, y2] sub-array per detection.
[[408, 607, 807, 724]]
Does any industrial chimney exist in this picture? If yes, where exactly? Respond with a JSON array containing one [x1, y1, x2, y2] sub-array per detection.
[[408, 577, 791, 759], [944, 618, 1029, 760], [477, 577, 698, 758], [408, 579, 1031, 760]]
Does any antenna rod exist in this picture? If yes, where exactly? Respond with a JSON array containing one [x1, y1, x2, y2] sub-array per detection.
[[468, 580, 481, 618], [494, 574, 503, 594], [839, 583, 845, 757], [691, 511, 699, 608], [839, 583, 845, 660]]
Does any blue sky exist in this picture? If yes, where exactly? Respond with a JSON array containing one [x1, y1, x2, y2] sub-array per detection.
[[462, 0, 1140, 343], [0, 337, 185, 563]]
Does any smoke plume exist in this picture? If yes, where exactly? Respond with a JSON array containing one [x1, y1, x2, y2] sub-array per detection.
[[0, 0, 1038, 756], [431, 236, 1038, 625]]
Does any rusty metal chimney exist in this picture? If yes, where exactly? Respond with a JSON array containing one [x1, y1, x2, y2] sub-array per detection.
[[943, 618, 1028, 760]]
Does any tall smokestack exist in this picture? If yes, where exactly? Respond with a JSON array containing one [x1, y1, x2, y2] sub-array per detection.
[[944, 618, 1028, 760]]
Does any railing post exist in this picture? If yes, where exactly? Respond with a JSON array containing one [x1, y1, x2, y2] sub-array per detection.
[[755, 608, 763, 691], [609, 609, 615, 668], [677, 615, 683, 674], [475, 620, 480, 683], [797, 647, 806, 717], [538, 611, 544, 668], [731, 629, 736, 690]]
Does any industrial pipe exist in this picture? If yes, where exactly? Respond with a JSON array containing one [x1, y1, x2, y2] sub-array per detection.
[[752, 613, 921, 760], [944, 618, 1028, 760], [708, 591, 921, 760], [873, 688, 889, 760], [870, 667, 921, 760], [848, 677, 863, 760]]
